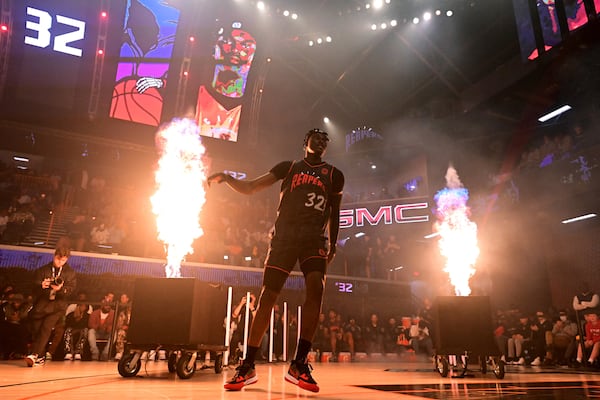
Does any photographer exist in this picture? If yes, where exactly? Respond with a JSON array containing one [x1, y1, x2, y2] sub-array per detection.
[[26, 242, 76, 367]]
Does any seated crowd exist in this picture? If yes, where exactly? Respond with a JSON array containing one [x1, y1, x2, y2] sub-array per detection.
[[0, 286, 131, 362]]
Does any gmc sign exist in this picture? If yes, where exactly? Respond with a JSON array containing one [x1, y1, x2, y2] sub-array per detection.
[[340, 202, 429, 228]]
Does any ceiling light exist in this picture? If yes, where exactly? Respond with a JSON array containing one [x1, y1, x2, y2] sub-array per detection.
[[423, 12, 432, 21], [373, 0, 384, 9], [323, 116, 330, 123], [435, 10, 442, 16], [291, 13, 298, 19], [538, 105, 572, 122], [325, 36, 332, 42], [390, 19, 397, 27], [380, 23, 387, 29], [371, 24, 377, 30], [283, 10, 290, 17], [412, 17, 420, 24], [257, 1, 265, 11], [561, 213, 597, 224], [308, 40, 314, 46], [365, 3, 371, 9], [317, 37, 323, 44], [446, 10, 453, 17]]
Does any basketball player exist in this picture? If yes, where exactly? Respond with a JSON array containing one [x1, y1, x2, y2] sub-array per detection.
[[207, 129, 344, 392]]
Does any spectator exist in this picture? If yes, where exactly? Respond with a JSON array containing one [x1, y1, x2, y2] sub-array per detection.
[[530, 311, 553, 366], [113, 293, 131, 360], [364, 313, 385, 354], [507, 314, 532, 365], [63, 303, 90, 361], [409, 316, 434, 358], [552, 310, 577, 366], [87, 299, 115, 361], [383, 317, 402, 354], [0, 293, 30, 359], [575, 311, 600, 367], [343, 316, 363, 359]]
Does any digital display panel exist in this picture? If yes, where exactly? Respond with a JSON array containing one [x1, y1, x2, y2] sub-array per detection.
[[7, 0, 95, 111], [194, 22, 258, 143], [109, 0, 181, 126]]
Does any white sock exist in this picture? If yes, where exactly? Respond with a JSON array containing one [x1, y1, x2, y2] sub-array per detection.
[[576, 358, 582, 363], [588, 359, 594, 363]]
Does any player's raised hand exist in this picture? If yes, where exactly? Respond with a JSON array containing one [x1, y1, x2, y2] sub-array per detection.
[[207, 172, 229, 187]]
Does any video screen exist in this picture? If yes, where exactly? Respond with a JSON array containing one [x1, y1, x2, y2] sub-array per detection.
[[109, 0, 181, 127], [6, 0, 95, 111]]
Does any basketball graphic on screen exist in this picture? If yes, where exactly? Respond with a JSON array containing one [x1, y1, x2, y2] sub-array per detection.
[[110, 79, 163, 126]]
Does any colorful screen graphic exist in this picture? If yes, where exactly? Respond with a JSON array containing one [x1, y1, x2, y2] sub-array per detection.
[[195, 22, 257, 143], [566, 0, 588, 31], [513, 0, 594, 61], [109, 0, 181, 126]]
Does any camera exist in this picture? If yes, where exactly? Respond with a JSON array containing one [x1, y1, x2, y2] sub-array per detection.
[[52, 277, 64, 286]]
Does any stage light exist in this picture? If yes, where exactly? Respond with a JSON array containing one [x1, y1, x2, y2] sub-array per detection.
[[257, 1, 265, 11], [291, 13, 298, 19], [371, 24, 377, 30], [446, 10, 453, 17], [413, 17, 420, 24], [266, 57, 272, 62], [390, 19, 397, 27], [371, 164, 377, 170], [317, 37, 323, 44], [189, 36, 195, 42], [98, 49, 104, 55], [365, 3, 371, 9], [100, 11, 108, 18], [283, 10, 290, 16], [380, 23, 387, 29], [0, 24, 8, 32], [424, 12, 432, 21], [309, 40, 314, 46], [385, 0, 391, 3], [183, 71, 188, 77], [561, 213, 597, 224], [538, 105, 572, 122], [436, 10, 442, 16], [373, 0, 384, 9], [325, 36, 332, 42], [323, 116, 330, 123]]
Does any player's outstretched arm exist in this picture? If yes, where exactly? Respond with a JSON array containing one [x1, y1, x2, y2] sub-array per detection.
[[207, 171, 278, 195]]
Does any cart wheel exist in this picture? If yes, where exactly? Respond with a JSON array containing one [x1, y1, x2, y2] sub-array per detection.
[[480, 356, 487, 374], [168, 351, 178, 373], [436, 355, 449, 377], [214, 353, 223, 374], [176, 352, 197, 379], [493, 359, 505, 379], [118, 352, 141, 378]]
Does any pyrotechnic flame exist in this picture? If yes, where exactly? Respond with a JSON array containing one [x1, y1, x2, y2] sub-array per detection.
[[434, 166, 479, 296], [150, 118, 207, 278]]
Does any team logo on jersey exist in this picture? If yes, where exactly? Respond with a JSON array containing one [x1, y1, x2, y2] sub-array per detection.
[[290, 172, 325, 191], [321, 168, 329, 175]]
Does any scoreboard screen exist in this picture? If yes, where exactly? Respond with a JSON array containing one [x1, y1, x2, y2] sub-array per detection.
[[5, 0, 100, 113]]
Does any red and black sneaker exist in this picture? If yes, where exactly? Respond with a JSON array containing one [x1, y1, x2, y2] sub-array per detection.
[[285, 361, 319, 393], [224, 363, 257, 391]]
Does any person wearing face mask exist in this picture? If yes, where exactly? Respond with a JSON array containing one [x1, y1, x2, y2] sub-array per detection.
[[551, 310, 578, 366]]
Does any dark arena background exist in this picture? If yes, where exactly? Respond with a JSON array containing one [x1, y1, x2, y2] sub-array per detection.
[[1, 1, 600, 399]]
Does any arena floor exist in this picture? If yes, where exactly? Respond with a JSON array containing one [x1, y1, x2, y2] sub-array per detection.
[[1, 354, 599, 399]]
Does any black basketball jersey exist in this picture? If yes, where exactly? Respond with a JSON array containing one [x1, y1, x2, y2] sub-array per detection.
[[271, 159, 339, 238]]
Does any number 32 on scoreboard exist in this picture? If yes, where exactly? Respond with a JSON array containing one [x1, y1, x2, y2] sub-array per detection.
[[24, 7, 86, 57]]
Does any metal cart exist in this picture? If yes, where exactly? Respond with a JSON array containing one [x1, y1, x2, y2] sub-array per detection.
[[433, 296, 506, 380], [118, 344, 227, 379], [116, 278, 229, 380]]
